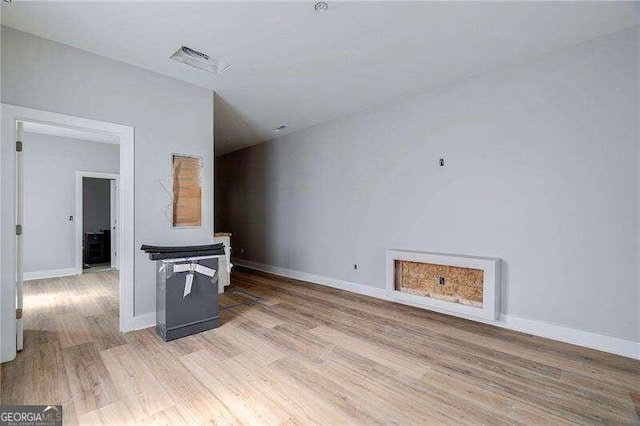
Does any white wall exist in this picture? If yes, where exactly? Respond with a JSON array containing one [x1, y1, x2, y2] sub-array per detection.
[[22, 132, 118, 273], [217, 27, 639, 343], [1, 27, 214, 318]]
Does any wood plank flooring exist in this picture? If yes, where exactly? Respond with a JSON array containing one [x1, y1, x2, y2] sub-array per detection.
[[1, 267, 638, 425]]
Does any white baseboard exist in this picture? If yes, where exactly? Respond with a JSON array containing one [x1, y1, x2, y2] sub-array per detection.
[[233, 258, 639, 360], [24, 268, 79, 281], [235, 258, 387, 299], [498, 315, 639, 360], [121, 311, 155, 333]]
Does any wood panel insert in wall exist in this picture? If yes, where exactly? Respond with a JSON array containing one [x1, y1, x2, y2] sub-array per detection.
[[394, 260, 484, 307], [172, 154, 202, 227]]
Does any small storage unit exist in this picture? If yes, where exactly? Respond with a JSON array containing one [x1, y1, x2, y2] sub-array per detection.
[[142, 243, 225, 341], [83, 229, 112, 264]]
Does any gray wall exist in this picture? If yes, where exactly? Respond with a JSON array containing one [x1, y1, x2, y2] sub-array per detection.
[[83, 177, 111, 235], [2, 27, 215, 316], [216, 27, 639, 342], [22, 133, 118, 273]]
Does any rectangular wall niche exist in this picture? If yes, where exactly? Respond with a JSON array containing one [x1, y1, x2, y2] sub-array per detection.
[[386, 250, 500, 321], [172, 154, 202, 228]]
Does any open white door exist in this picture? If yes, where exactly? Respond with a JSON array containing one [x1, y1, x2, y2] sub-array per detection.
[[110, 179, 118, 269], [15, 121, 24, 352]]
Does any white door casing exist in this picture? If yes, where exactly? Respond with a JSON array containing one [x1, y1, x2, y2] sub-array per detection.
[[1, 103, 135, 363], [110, 179, 118, 269], [15, 121, 24, 352]]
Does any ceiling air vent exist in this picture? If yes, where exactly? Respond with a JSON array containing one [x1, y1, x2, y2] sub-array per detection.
[[170, 46, 230, 76]]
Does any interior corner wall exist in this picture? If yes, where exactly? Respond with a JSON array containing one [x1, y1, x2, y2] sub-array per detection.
[[216, 27, 640, 343], [1, 26, 215, 317], [22, 133, 119, 273]]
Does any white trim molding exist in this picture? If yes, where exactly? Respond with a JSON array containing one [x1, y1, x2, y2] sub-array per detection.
[[233, 258, 639, 360], [499, 315, 639, 361], [386, 250, 501, 321], [235, 258, 387, 299], [128, 311, 156, 331], [1, 104, 136, 363], [24, 268, 79, 281]]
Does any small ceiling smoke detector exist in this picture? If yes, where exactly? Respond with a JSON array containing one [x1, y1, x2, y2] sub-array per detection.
[[170, 46, 230, 76], [314, 2, 329, 12], [273, 125, 287, 132]]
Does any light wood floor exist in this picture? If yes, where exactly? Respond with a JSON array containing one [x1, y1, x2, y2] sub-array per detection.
[[1, 268, 639, 425]]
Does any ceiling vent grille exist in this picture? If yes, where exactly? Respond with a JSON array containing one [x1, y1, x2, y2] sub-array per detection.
[[170, 46, 230, 76]]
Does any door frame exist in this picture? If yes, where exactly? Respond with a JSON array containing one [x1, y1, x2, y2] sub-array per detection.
[[75, 171, 120, 274], [110, 179, 118, 269], [1, 104, 135, 363]]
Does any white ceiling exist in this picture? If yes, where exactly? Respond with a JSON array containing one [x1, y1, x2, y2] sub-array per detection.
[[2, 2, 638, 155]]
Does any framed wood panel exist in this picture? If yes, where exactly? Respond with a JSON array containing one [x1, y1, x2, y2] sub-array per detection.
[[394, 260, 484, 307], [386, 250, 501, 320], [172, 154, 202, 228]]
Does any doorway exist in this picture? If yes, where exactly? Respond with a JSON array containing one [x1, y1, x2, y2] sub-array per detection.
[[76, 172, 119, 274], [19, 125, 120, 358], [1, 104, 135, 362]]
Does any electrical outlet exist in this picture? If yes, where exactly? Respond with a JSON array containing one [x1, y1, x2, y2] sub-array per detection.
[[439, 277, 445, 286]]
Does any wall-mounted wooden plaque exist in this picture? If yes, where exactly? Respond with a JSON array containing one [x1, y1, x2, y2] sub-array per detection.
[[172, 154, 202, 228]]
